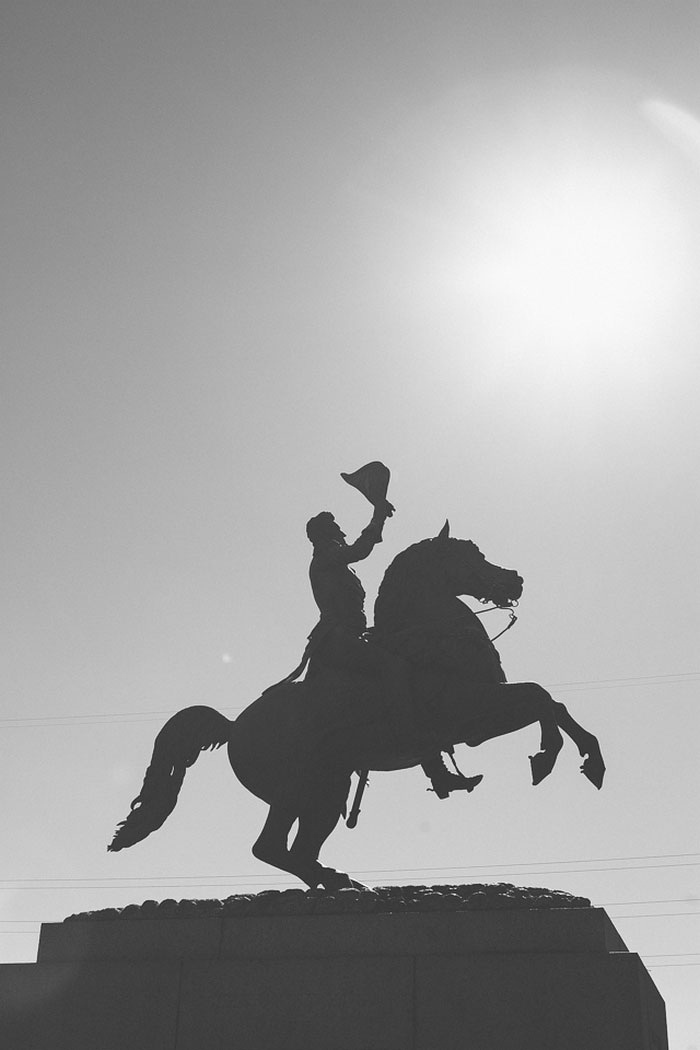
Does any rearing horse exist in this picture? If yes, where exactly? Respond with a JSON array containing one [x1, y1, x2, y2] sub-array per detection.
[[108, 524, 605, 890]]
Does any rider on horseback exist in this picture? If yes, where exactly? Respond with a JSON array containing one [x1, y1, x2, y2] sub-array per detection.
[[304, 503, 481, 798]]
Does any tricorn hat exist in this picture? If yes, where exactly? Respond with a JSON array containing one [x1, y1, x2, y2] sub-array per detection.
[[340, 461, 390, 508]]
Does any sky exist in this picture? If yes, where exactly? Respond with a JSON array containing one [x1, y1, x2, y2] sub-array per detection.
[[1, 0, 699, 1044]]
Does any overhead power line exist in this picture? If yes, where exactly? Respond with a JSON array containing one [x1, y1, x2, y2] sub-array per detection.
[[612, 911, 700, 919], [2, 895, 698, 926], [1, 672, 697, 730], [4, 866, 699, 891], [645, 953, 700, 958], [605, 897, 700, 907], [547, 671, 700, 690], [5, 848, 700, 877], [647, 962, 700, 968], [2, 851, 700, 890]]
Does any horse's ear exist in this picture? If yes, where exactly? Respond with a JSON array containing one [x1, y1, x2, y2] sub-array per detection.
[[437, 520, 450, 540]]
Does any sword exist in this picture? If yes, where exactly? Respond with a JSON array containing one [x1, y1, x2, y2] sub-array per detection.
[[346, 769, 369, 829], [341, 462, 391, 830]]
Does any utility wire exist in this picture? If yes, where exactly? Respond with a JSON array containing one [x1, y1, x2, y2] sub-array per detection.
[[604, 897, 700, 907], [647, 962, 700, 968], [3, 848, 699, 881], [644, 953, 700, 958], [548, 672, 700, 689], [3, 848, 700, 880], [1, 672, 697, 729], [3, 862, 700, 891], [2, 896, 699, 926], [611, 911, 700, 919], [3, 899, 700, 921]]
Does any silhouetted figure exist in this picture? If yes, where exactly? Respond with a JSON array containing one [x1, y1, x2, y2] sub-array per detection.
[[109, 522, 605, 891], [304, 503, 481, 797]]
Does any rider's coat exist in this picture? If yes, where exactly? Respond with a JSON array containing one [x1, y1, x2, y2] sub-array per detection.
[[308, 522, 382, 639]]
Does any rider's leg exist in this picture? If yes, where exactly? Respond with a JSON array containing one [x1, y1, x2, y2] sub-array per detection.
[[350, 641, 483, 794], [420, 752, 483, 799], [370, 649, 442, 757], [317, 629, 482, 796], [319, 628, 437, 756]]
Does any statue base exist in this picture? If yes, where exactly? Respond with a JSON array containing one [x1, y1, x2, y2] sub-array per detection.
[[0, 884, 668, 1049]]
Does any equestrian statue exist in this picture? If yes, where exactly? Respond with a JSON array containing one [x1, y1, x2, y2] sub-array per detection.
[[109, 463, 605, 891]]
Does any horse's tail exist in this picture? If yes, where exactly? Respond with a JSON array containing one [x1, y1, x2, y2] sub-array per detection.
[[107, 705, 232, 852]]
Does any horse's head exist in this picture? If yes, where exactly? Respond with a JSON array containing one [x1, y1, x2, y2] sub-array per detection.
[[374, 521, 524, 632], [433, 520, 523, 608]]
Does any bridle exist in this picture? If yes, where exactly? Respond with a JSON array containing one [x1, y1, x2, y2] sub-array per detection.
[[474, 602, 519, 642], [385, 600, 518, 643]]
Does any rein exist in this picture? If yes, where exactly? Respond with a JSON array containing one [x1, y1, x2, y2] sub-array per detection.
[[380, 603, 518, 643], [474, 604, 519, 642]]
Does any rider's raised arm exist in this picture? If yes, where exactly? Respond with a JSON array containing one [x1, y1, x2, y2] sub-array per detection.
[[343, 505, 390, 564]]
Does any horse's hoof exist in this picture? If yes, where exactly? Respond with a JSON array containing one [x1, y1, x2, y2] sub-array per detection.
[[318, 868, 355, 891], [581, 754, 605, 789], [529, 751, 557, 785]]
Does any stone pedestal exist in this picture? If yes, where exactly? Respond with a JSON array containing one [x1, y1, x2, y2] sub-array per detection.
[[0, 887, 668, 1050]]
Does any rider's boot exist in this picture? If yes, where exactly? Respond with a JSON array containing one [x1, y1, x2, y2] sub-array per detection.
[[421, 754, 483, 799]]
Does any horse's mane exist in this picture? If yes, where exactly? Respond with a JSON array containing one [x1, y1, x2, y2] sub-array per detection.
[[374, 537, 439, 630]]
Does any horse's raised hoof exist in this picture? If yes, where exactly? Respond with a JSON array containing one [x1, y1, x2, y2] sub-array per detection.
[[529, 750, 558, 785], [580, 753, 605, 789]]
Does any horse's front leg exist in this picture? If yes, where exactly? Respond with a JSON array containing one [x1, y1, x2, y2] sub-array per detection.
[[526, 685, 564, 785], [504, 684, 604, 787], [552, 701, 605, 788], [461, 682, 563, 785], [480, 683, 604, 788]]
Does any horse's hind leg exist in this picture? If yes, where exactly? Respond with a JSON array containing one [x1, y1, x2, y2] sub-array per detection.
[[289, 790, 357, 891], [251, 804, 296, 876], [252, 796, 352, 890]]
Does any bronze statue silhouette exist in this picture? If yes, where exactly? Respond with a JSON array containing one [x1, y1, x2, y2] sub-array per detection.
[[108, 518, 605, 892], [299, 463, 483, 798]]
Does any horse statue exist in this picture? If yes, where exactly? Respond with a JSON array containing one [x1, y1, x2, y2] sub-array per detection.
[[108, 522, 605, 890]]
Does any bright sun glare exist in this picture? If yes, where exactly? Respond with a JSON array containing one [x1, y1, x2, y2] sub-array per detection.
[[364, 79, 692, 400], [488, 168, 678, 337], [465, 160, 688, 391]]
